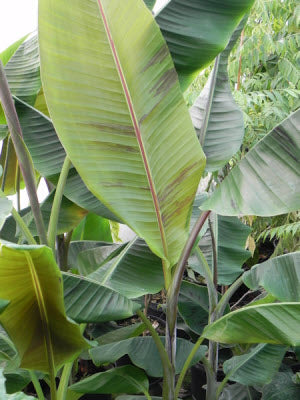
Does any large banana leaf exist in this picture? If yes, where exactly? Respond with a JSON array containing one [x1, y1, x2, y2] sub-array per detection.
[[88, 237, 165, 298], [39, 0, 205, 267], [155, 0, 254, 90], [243, 252, 300, 302], [63, 272, 140, 323], [201, 110, 300, 216], [70, 365, 149, 395], [0, 369, 35, 400], [71, 213, 112, 242], [190, 17, 246, 171], [220, 384, 259, 400], [90, 337, 207, 377], [223, 344, 286, 385], [203, 303, 300, 346], [191, 214, 251, 285], [144, 0, 156, 11], [0, 243, 88, 373], [0, 300, 9, 314]]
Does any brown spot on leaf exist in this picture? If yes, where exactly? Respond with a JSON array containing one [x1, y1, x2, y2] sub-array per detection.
[[151, 68, 178, 96], [79, 122, 135, 136], [142, 43, 169, 73]]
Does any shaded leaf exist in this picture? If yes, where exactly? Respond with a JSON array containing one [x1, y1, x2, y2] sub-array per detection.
[[88, 237, 164, 298], [70, 365, 149, 395], [0, 36, 28, 67], [223, 344, 286, 385], [243, 252, 300, 302], [220, 383, 260, 400], [0, 369, 35, 399], [91, 337, 207, 377], [262, 371, 300, 400], [63, 272, 140, 323], [96, 323, 146, 345]]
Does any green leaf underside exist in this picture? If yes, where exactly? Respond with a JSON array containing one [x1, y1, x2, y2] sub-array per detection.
[[194, 215, 251, 285], [190, 17, 246, 171], [90, 336, 207, 377], [178, 280, 227, 335], [243, 252, 300, 302], [70, 365, 149, 395], [14, 96, 120, 221], [0, 300, 9, 314], [0, 35, 28, 67], [39, 0, 205, 266], [143, 0, 156, 11], [201, 110, 300, 216], [0, 244, 88, 373], [262, 371, 300, 400], [0, 369, 35, 400], [63, 272, 140, 323], [203, 303, 300, 346], [88, 237, 165, 298], [155, 0, 254, 90], [223, 343, 286, 385]]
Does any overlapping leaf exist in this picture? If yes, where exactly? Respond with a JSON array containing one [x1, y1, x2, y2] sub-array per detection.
[[63, 272, 140, 323], [90, 337, 207, 377], [201, 110, 300, 216], [190, 17, 246, 171], [0, 369, 35, 400], [39, 0, 205, 266], [155, 0, 254, 89], [0, 243, 88, 373]]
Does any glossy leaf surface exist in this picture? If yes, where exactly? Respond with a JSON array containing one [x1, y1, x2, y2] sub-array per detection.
[[223, 344, 286, 385], [155, 0, 254, 89], [0, 244, 88, 372], [203, 303, 300, 346], [39, 0, 205, 266], [70, 365, 149, 395], [243, 252, 300, 302], [202, 110, 300, 216], [91, 336, 207, 377], [63, 272, 140, 323], [190, 17, 246, 171]]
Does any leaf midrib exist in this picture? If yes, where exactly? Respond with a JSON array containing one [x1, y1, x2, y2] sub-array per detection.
[[96, 0, 168, 260]]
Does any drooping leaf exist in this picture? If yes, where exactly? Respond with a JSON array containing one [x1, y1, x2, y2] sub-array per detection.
[[220, 383, 260, 400], [70, 365, 149, 395], [262, 371, 300, 400], [191, 214, 251, 285], [39, 0, 205, 267], [90, 337, 207, 377], [0, 243, 88, 373], [88, 237, 165, 298], [13, 96, 120, 221], [63, 272, 140, 323], [155, 0, 254, 90], [203, 303, 300, 346], [0, 369, 35, 400], [223, 344, 286, 385], [243, 252, 300, 302], [68, 240, 122, 273], [72, 213, 112, 242], [201, 110, 300, 216], [190, 17, 246, 171]]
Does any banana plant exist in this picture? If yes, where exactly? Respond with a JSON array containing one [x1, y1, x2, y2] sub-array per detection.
[[0, 0, 299, 399]]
